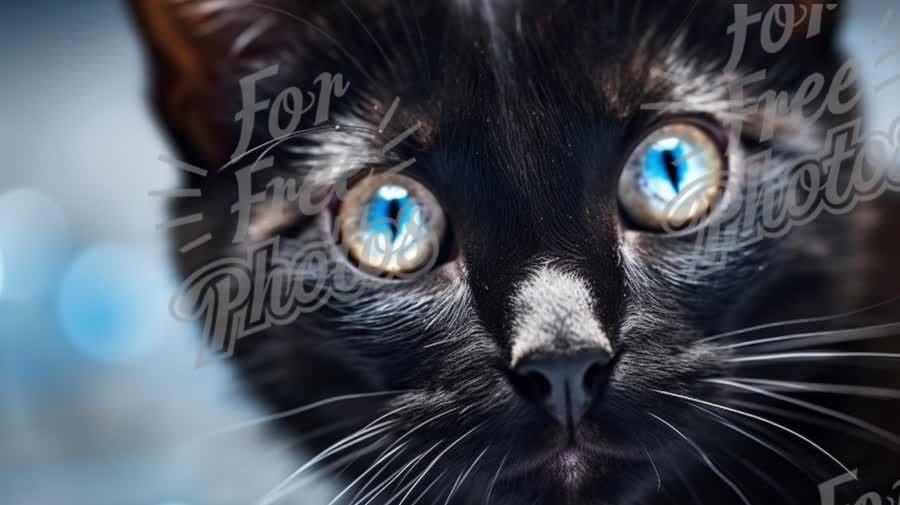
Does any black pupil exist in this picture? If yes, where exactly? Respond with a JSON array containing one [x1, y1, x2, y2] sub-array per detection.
[[662, 150, 681, 192], [386, 199, 401, 239]]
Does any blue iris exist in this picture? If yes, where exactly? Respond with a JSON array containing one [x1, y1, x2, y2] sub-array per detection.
[[642, 137, 706, 201], [364, 184, 420, 242]]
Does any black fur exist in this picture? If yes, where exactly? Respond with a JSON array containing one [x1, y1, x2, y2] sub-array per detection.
[[131, 1, 900, 503]]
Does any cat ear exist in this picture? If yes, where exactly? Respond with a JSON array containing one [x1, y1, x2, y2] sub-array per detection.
[[128, 0, 299, 165]]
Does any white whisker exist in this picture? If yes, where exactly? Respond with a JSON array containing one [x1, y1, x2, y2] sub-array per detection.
[[638, 440, 662, 492], [729, 398, 883, 444], [406, 470, 449, 505], [347, 442, 412, 505], [653, 389, 854, 476], [371, 407, 459, 463], [347, 406, 458, 504], [726, 450, 797, 505], [697, 294, 900, 345], [484, 451, 509, 505], [728, 352, 900, 364], [340, 0, 398, 80], [326, 443, 410, 505], [205, 390, 411, 439], [726, 378, 900, 400], [648, 412, 752, 505], [721, 322, 900, 351], [397, 424, 483, 505], [259, 419, 398, 505], [352, 441, 442, 505], [442, 447, 489, 505], [275, 439, 391, 502], [707, 379, 900, 448], [690, 405, 801, 472], [376, 455, 441, 505], [247, 2, 377, 82], [663, 447, 703, 505], [261, 420, 359, 460]]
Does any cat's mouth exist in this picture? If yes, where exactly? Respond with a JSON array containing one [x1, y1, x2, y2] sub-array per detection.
[[502, 420, 623, 476], [496, 442, 612, 497]]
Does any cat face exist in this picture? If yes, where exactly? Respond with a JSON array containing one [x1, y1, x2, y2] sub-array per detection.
[[132, 1, 869, 503]]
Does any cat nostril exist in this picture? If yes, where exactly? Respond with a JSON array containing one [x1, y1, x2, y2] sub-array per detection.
[[523, 371, 553, 399], [512, 349, 615, 427], [583, 362, 607, 393]]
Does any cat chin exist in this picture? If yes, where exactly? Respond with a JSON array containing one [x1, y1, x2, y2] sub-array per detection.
[[500, 430, 635, 482], [495, 450, 641, 505], [544, 447, 595, 486]]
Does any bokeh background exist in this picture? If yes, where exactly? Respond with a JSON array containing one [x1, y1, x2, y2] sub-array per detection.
[[1, 2, 898, 504]]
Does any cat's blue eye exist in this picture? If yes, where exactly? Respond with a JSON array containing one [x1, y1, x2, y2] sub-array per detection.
[[618, 122, 726, 231], [364, 185, 418, 236], [339, 174, 446, 274]]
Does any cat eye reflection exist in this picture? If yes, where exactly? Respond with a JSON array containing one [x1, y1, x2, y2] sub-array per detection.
[[338, 174, 446, 274], [618, 122, 726, 231]]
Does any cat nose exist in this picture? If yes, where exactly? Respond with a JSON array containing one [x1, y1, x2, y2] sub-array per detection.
[[513, 348, 614, 427]]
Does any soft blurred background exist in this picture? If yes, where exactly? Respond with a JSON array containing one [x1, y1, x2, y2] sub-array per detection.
[[0, 1, 898, 504]]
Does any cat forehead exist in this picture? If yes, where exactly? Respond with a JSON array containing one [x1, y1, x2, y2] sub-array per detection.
[[384, 3, 734, 122]]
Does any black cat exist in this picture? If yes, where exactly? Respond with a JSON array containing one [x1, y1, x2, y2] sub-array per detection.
[[131, 1, 900, 503]]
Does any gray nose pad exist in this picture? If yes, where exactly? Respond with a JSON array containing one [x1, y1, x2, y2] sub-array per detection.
[[514, 349, 614, 428]]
